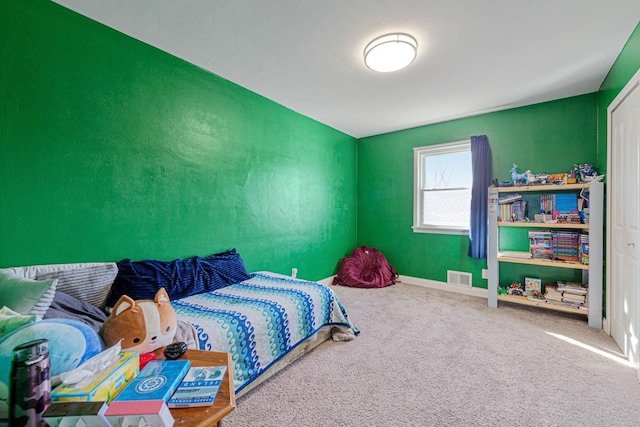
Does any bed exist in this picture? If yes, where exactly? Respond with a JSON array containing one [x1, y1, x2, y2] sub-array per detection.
[[171, 271, 357, 395], [0, 255, 358, 402]]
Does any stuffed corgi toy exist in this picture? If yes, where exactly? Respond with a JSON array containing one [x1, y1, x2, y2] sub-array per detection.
[[99, 288, 178, 355]]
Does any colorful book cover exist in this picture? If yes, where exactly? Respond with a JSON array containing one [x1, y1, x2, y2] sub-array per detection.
[[168, 366, 227, 408], [112, 359, 191, 403], [524, 277, 542, 298]]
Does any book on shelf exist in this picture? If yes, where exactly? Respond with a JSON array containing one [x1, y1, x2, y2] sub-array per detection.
[[499, 200, 528, 222], [563, 296, 586, 305], [499, 193, 522, 204], [562, 288, 588, 296], [544, 284, 563, 302], [498, 251, 531, 259], [580, 233, 589, 265], [168, 365, 227, 408], [557, 281, 588, 294], [551, 231, 580, 262], [524, 277, 542, 298], [529, 230, 553, 259], [556, 213, 582, 224], [563, 293, 586, 301], [554, 193, 579, 213]]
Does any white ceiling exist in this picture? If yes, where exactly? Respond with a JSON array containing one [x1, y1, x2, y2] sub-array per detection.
[[52, 0, 640, 138]]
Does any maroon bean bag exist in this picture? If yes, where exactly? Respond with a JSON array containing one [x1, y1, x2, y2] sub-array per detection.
[[332, 246, 398, 288]]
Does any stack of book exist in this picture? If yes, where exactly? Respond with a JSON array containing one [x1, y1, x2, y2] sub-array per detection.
[[580, 233, 589, 265], [557, 281, 589, 307], [555, 213, 582, 224], [544, 285, 563, 303], [104, 360, 192, 426], [551, 231, 580, 262], [529, 231, 553, 259]]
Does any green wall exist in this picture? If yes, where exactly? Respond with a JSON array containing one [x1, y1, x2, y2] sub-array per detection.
[[0, 0, 357, 279], [597, 21, 640, 171], [357, 94, 597, 287], [1, 0, 636, 288]]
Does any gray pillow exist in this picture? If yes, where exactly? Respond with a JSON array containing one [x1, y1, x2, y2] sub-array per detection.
[[37, 264, 118, 310], [0, 271, 57, 316], [43, 291, 108, 333]]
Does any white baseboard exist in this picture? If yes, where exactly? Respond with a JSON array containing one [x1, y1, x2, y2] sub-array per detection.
[[320, 274, 488, 299]]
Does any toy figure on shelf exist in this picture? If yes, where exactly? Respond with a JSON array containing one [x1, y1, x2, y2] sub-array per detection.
[[506, 282, 525, 296], [509, 164, 530, 186], [548, 173, 566, 184], [574, 163, 604, 183]]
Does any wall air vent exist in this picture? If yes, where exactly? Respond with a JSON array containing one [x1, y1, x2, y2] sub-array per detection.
[[447, 270, 472, 287]]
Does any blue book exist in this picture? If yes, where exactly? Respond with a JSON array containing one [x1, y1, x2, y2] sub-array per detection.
[[554, 193, 578, 213], [112, 360, 191, 403], [167, 366, 227, 408]]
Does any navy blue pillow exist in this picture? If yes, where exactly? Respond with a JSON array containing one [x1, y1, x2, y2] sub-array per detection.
[[106, 249, 252, 306]]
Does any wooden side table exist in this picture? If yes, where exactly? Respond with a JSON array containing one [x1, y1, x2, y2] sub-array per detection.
[[154, 349, 236, 427]]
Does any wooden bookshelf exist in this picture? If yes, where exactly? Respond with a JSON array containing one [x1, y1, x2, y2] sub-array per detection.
[[496, 183, 590, 193], [487, 181, 603, 328], [497, 252, 589, 270], [497, 294, 586, 315], [498, 221, 588, 230]]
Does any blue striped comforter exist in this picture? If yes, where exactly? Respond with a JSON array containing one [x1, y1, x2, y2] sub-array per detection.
[[171, 272, 357, 393]]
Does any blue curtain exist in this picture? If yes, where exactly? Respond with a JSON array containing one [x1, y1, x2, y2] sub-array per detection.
[[468, 135, 492, 259]]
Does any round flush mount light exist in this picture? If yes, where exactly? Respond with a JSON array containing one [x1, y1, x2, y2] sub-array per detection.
[[364, 33, 418, 72]]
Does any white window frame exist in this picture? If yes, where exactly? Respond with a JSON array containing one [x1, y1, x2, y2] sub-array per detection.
[[413, 140, 471, 235]]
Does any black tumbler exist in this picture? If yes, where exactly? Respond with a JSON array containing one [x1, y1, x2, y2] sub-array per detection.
[[9, 339, 51, 427]]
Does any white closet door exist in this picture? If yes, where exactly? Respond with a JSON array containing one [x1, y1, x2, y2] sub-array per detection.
[[609, 70, 640, 372]]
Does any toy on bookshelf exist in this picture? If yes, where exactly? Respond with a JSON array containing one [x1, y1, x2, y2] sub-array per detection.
[[574, 163, 604, 183], [509, 164, 530, 185], [506, 283, 525, 296]]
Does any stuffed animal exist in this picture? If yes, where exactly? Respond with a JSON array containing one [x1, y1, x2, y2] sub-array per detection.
[[99, 288, 177, 355]]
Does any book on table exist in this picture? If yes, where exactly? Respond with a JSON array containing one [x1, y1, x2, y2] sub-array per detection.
[[168, 365, 228, 408], [104, 359, 191, 425], [111, 359, 191, 403]]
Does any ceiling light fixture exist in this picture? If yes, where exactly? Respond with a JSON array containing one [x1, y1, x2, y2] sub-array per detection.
[[364, 33, 417, 73]]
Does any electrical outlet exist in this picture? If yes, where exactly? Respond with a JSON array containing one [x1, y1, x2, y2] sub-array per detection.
[[291, 268, 298, 278], [482, 269, 488, 279]]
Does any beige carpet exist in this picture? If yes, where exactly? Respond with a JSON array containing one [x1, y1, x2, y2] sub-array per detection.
[[223, 282, 640, 426]]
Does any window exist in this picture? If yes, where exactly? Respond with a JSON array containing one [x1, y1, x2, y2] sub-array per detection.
[[413, 140, 472, 234]]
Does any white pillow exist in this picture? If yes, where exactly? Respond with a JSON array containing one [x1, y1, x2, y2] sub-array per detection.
[[0, 271, 57, 316]]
